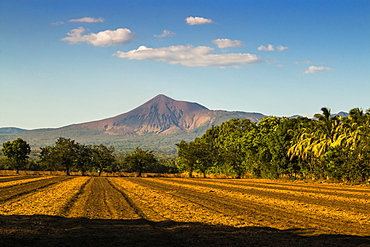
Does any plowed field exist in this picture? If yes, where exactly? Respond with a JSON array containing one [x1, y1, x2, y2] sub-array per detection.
[[0, 176, 369, 246]]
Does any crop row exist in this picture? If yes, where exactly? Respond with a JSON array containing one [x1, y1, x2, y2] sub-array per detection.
[[0, 176, 369, 237]]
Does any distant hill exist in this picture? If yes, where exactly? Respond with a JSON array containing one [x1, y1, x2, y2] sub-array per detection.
[[0, 95, 265, 152], [289, 115, 303, 119], [0, 127, 27, 135], [336, 111, 348, 118]]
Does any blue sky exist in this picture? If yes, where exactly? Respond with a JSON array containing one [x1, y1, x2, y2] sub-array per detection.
[[1, 0, 369, 129]]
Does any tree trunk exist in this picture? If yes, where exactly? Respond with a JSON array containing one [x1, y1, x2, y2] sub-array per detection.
[[189, 165, 194, 178], [15, 160, 21, 174], [137, 164, 143, 177], [236, 170, 242, 179]]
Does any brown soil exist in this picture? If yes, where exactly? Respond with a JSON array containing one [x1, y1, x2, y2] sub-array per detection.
[[0, 176, 369, 247], [0, 176, 72, 202]]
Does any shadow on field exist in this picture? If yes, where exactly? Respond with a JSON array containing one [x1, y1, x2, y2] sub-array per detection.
[[0, 215, 369, 247]]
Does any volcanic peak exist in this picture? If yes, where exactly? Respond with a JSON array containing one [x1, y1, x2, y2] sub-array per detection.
[[77, 94, 214, 135]]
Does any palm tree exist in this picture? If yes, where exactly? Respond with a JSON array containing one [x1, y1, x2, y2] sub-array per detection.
[[288, 108, 343, 178], [313, 107, 332, 122], [313, 107, 340, 140]]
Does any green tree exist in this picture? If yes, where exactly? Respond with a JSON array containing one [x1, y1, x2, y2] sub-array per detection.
[[0, 157, 8, 170], [288, 107, 370, 182], [176, 138, 215, 178], [193, 138, 215, 178], [40, 139, 115, 176], [215, 119, 257, 178], [250, 117, 279, 178], [176, 141, 195, 177], [158, 158, 179, 173], [124, 147, 157, 177], [91, 144, 115, 176], [40, 137, 79, 175], [75, 144, 93, 176], [178, 107, 370, 183], [288, 108, 341, 179], [254, 117, 307, 179], [40, 145, 60, 174], [348, 107, 366, 124], [2, 138, 31, 174]]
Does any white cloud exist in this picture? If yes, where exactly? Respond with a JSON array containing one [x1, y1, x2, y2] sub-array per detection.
[[51, 21, 64, 25], [258, 44, 288, 51], [154, 29, 176, 38], [294, 60, 313, 64], [276, 45, 288, 51], [185, 16, 213, 25], [212, 39, 243, 48], [113, 45, 262, 68], [68, 17, 105, 23], [304, 66, 335, 74], [61, 27, 135, 47], [258, 44, 274, 51]]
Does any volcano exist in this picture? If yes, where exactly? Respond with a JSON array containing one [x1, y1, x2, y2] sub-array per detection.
[[75, 94, 265, 136], [0, 95, 266, 150]]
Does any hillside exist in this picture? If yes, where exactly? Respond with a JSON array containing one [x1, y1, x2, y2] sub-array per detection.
[[0, 95, 265, 152], [74, 94, 265, 136], [0, 127, 27, 135], [75, 94, 215, 135]]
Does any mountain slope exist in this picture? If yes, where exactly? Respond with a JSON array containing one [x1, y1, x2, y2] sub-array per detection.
[[0, 127, 27, 135], [0, 95, 266, 151], [75, 94, 264, 136]]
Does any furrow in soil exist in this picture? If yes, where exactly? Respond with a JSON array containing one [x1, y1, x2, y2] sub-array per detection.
[[0, 177, 89, 216], [66, 177, 141, 220], [160, 178, 369, 214], [127, 178, 370, 236], [0, 176, 73, 203]]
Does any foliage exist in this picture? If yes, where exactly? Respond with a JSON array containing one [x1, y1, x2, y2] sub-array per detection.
[[3, 136, 174, 175], [40, 137, 79, 175], [177, 107, 370, 182], [2, 138, 31, 174], [124, 147, 158, 177], [175, 138, 214, 178], [2, 107, 369, 183], [91, 144, 115, 176], [40, 137, 115, 176], [0, 157, 9, 170], [288, 107, 370, 182], [158, 158, 179, 173], [74, 144, 93, 176]]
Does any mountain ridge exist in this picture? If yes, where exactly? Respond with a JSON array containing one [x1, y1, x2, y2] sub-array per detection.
[[0, 95, 352, 151], [74, 94, 264, 136], [0, 127, 27, 135], [0, 94, 265, 153], [0, 95, 263, 151]]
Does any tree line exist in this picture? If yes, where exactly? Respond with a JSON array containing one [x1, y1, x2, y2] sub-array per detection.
[[176, 107, 370, 183], [2, 107, 369, 182], [1, 137, 165, 176]]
